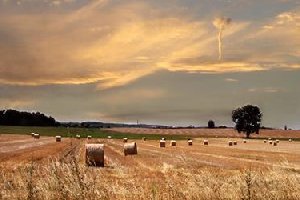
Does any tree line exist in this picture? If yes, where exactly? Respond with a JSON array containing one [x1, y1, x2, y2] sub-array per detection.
[[0, 109, 59, 126]]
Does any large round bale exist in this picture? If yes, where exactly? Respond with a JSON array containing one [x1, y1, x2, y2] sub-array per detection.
[[56, 136, 61, 142], [276, 139, 280, 143], [107, 136, 112, 139], [170, 140, 176, 146], [289, 138, 292, 142], [34, 133, 40, 139], [228, 141, 233, 146], [161, 137, 166, 141], [203, 140, 209, 145], [243, 139, 247, 143], [124, 142, 137, 156], [123, 138, 128, 143], [160, 140, 166, 147], [142, 137, 147, 141], [76, 135, 80, 139], [273, 142, 277, 146], [269, 140, 273, 145], [87, 135, 92, 139], [85, 144, 104, 167], [264, 140, 267, 143], [233, 141, 237, 145], [188, 139, 193, 146]]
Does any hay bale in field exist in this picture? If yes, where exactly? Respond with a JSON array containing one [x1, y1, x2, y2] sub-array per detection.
[[233, 141, 237, 145], [76, 135, 80, 139], [160, 140, 166, 147], [142, 137, 147, 141], [87, 135, 92, 139], [85, 144, 104, 167], [276, 139, 280, 143], [269, 140, 273, 145], [170, 140, 176, 146], [188, 139, 193, 146], [124, 142, 137, 156], [243, 139, 247, 143], [107, 136, 112, 139], [289, 138, 292, 142], [161, 137, 166, 141], [228, 141, 233, 146], [203, 140, 209, 145], [264, 140, 267, 143], [123, 138, 128, 143], [34, 133, 40, 139], [273, 142, 277, 146], [56, 136, 61, 142]]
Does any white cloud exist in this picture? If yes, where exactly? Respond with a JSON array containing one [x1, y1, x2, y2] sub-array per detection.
[[225, 78, 238, 82]]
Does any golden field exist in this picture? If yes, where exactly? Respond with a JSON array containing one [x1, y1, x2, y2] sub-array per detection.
[[0, 128, 300, 199]]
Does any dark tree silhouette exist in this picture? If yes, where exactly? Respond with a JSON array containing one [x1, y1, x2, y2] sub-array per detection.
[[232, 105, 262, 138], [208, 120, 215, 128], [0, 109, 59, 126]]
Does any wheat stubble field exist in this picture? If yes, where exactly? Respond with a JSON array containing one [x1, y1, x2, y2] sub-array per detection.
[[0, 128, 300, 199]]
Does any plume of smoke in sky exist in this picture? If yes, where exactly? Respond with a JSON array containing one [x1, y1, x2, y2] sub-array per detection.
[[213, 17, 232, 61]]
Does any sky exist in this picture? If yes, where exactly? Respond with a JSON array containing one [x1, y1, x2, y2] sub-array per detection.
[[0, 0, 299, 128]]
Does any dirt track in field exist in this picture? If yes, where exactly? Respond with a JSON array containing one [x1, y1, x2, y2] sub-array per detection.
[[108, 128, 300, 138], [0, 134, 80, 164]]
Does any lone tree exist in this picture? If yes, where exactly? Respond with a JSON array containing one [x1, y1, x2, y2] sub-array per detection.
[[208, 120, 215, 128], [232, 105, 262, 138]]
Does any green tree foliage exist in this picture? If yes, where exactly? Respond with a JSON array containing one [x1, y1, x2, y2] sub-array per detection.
[[232, 105, 262, 138]]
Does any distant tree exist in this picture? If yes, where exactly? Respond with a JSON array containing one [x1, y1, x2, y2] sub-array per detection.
[[208, 120, 215, 128], [232, 105, 262, 138], [0, 109, 59, 126]]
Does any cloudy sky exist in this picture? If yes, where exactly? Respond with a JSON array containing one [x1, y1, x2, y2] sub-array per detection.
[[0, 0, 299, 128]]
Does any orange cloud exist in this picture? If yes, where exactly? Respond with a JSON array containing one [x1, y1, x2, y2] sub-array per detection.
[[0, 1, 299, 89]]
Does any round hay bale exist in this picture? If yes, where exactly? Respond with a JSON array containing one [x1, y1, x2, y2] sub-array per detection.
[[264, 140, 267, 143], [34, 133, 40, 139], [203, 140, 209, 145], [87, 135, 92, 139], [233, 141, 237, 145], [273, 142, 277, 146], [142, 137, 147, 141], [243, 139, 247, 143], [188, 139, 193, 146], [85, 144, 104, 167], [124, 142, 137, 156], [107, 136, 112, 139], [228, 141, 233, 146], [76, 135, 80, 139], [276, 139, 280, 143], [289, 138, 292, 142], [269, 140, 273, 145], [170, 140, 176, 146], [161, 137, 166, 141], [160, 140, 166, 147], [123, 138, 128, 143], [56, 136, 61, 142]]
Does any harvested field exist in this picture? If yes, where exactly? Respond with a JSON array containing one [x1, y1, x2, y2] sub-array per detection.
[[1, 131, 300, 199], [109, 127, 300, 139]]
